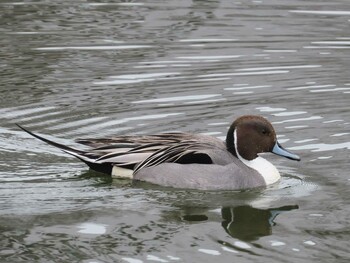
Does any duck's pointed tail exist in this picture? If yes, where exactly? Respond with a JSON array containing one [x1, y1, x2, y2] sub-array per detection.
[[16, 124, 114, 175], [16, 124, 133, 176], [16, 124, 88, 158]]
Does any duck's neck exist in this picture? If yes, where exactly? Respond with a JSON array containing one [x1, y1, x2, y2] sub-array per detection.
[[228, 129, 280, 185]]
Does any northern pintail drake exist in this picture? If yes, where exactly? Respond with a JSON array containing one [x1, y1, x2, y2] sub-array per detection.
[[17, 115, 300, 190]]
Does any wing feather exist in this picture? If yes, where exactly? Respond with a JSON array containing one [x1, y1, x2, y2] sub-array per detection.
[[95, 152, 153, 164], [134, 141, 213, 173]]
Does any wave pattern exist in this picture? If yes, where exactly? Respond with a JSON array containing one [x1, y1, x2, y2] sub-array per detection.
[[1, 0, 350, 262]]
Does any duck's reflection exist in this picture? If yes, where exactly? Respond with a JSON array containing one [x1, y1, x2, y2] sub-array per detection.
[[182, 205, 298, 242], [221, 205, 298, 241]]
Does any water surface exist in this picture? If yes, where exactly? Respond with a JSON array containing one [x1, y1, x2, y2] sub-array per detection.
[[1, 0, 350, 262]]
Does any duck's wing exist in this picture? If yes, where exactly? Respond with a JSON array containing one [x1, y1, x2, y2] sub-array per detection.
[[133, 140, 214, 173], [82, 134, 216, 169]]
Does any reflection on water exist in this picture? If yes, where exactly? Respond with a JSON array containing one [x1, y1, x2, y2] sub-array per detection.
[[221, 205, 298, 242], [1, 0, 350, 262], [181, 204, 299, 242]]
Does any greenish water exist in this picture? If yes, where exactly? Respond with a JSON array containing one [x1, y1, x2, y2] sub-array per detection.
[[1, 0, 350, 262]]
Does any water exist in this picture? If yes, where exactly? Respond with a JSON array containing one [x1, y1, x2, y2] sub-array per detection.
[[1, 0, 350, 262]]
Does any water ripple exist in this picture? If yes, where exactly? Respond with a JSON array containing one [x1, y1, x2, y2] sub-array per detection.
[[178, 39, 238, 43], [94, 72, 181, 85], [1, 106, 56, 119], [289, 142, 350, 152], [132, 94, 221, 104], [236, 65, 321, 71], [290, 10, 350, 16], [272, 116, 323, 124], [198, 70, 289, 78], [34, 45, 152, 51]]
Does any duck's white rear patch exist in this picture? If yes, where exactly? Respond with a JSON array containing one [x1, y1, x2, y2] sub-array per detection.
[[111, 166, 133, 179], [233, 130, 280, 185]]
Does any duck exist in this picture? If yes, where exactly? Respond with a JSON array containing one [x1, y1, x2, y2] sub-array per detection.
[[17, 115, 300, 190]]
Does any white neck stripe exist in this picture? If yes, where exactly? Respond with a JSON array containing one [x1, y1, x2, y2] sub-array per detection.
[[233, 129, 280, 185], [233, 129, 245, 162]]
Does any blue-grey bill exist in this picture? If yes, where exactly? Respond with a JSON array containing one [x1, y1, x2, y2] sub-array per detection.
[[272, 142, 300, 161]]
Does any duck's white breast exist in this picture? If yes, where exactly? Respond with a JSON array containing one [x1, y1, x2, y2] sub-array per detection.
[[239, 156, 281, 185]]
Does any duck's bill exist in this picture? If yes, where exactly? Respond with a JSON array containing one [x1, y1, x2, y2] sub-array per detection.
[[272, 142, 300, 161]]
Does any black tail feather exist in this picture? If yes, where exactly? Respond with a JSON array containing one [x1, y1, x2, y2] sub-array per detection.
[[16, 124, 86, 156], [16, 124, 117, 175]]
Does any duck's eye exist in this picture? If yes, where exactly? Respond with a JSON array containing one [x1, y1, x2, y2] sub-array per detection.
[[261, 129, 268, 135]]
